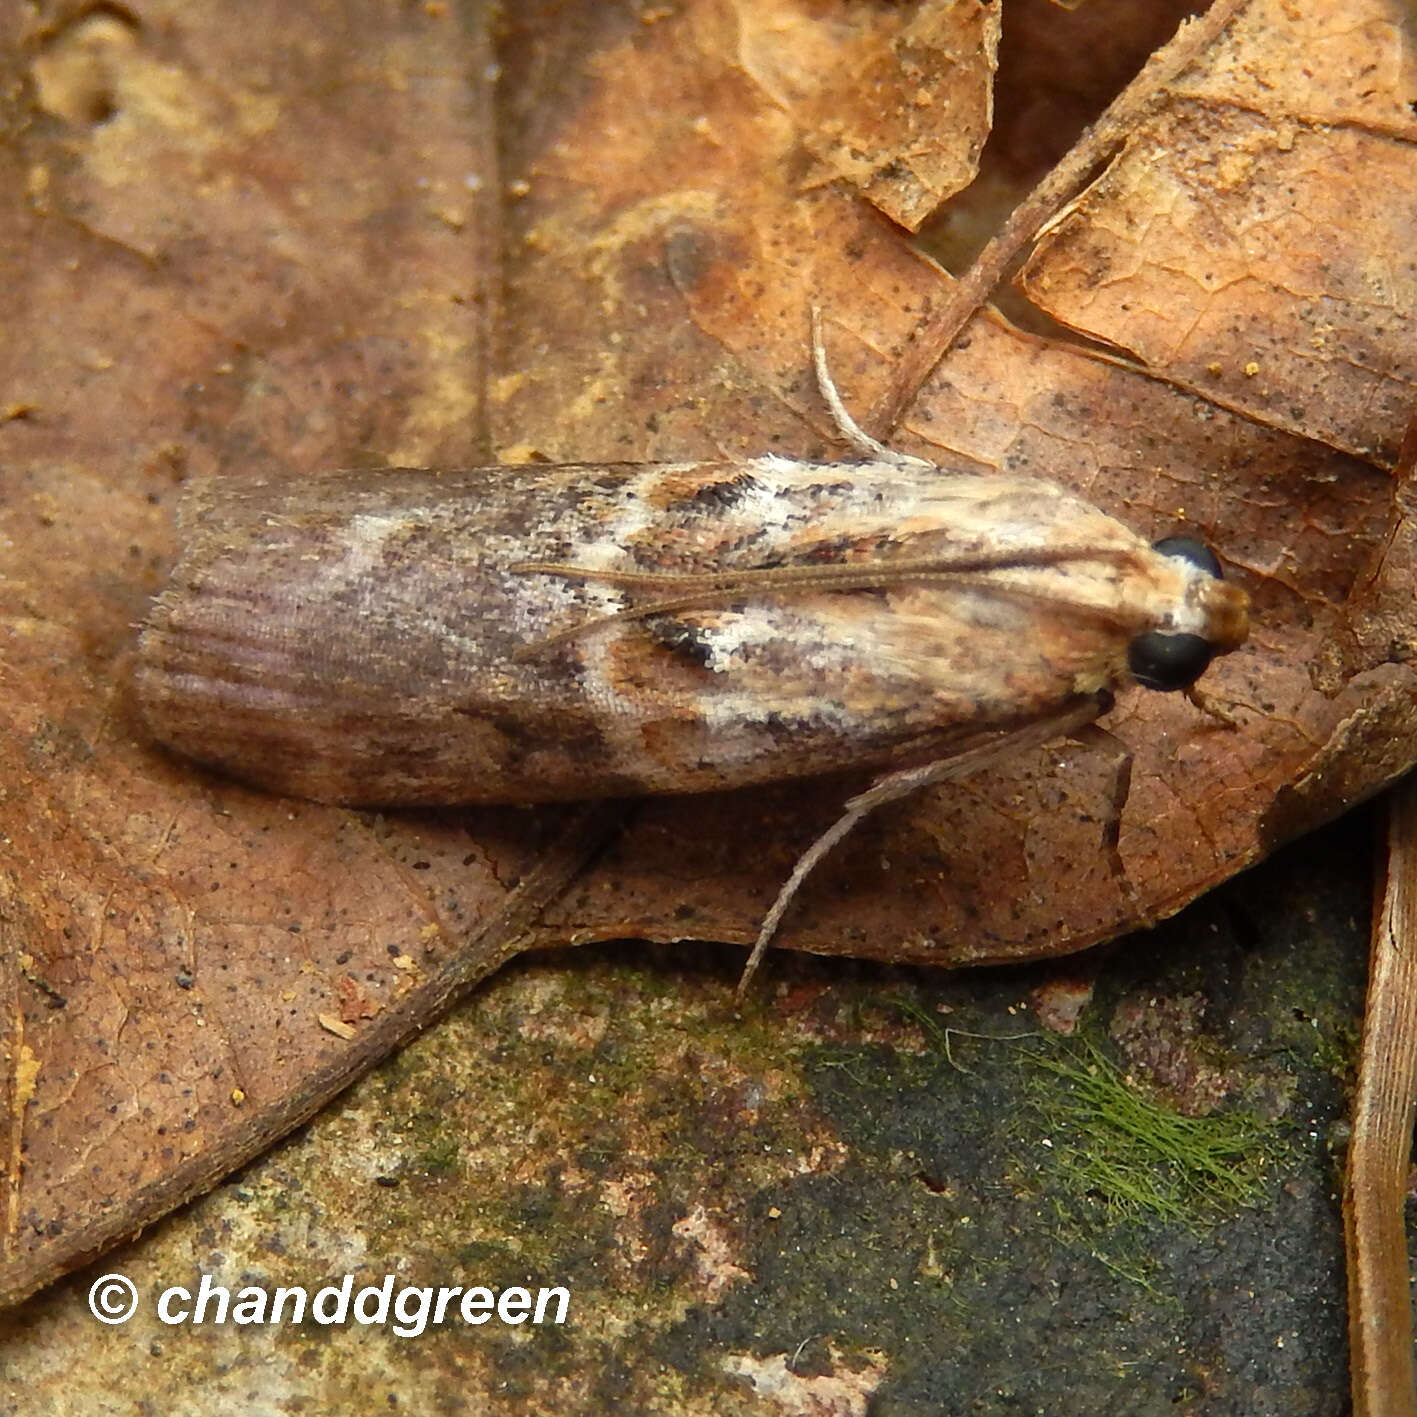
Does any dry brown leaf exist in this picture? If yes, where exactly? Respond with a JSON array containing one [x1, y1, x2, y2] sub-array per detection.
[[1021, 0, 1417, 461], [2, 0, 1415, 1317]]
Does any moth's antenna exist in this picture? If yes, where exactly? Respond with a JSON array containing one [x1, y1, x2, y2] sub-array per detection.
[[810, 307, 931, 471]]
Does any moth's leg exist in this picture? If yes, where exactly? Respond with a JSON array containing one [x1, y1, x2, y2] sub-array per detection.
[[735, 696, 1107, 1002], [1068, 721, 1149, 930], [809, 307, 932, 471], [1182, 683, 1245, 728]]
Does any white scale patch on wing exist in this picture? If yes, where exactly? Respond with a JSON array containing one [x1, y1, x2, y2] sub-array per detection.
[[332, 512, 491, 664]]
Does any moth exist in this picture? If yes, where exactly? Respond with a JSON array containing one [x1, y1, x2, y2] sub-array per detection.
[[134, 327, 1250, 993]]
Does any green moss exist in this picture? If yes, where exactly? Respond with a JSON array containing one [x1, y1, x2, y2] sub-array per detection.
[[1305, 1014, 1360, 1088], [1015, 1036, 1283, 1230], [410, 1131, 462, 1176]]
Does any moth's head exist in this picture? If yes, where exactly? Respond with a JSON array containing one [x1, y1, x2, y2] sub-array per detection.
[[1127, 535, 1249, 693]]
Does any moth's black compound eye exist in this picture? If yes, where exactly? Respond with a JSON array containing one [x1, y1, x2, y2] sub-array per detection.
[[1152, 535, 1223, 580], [1128, 632, 1214, 692]]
